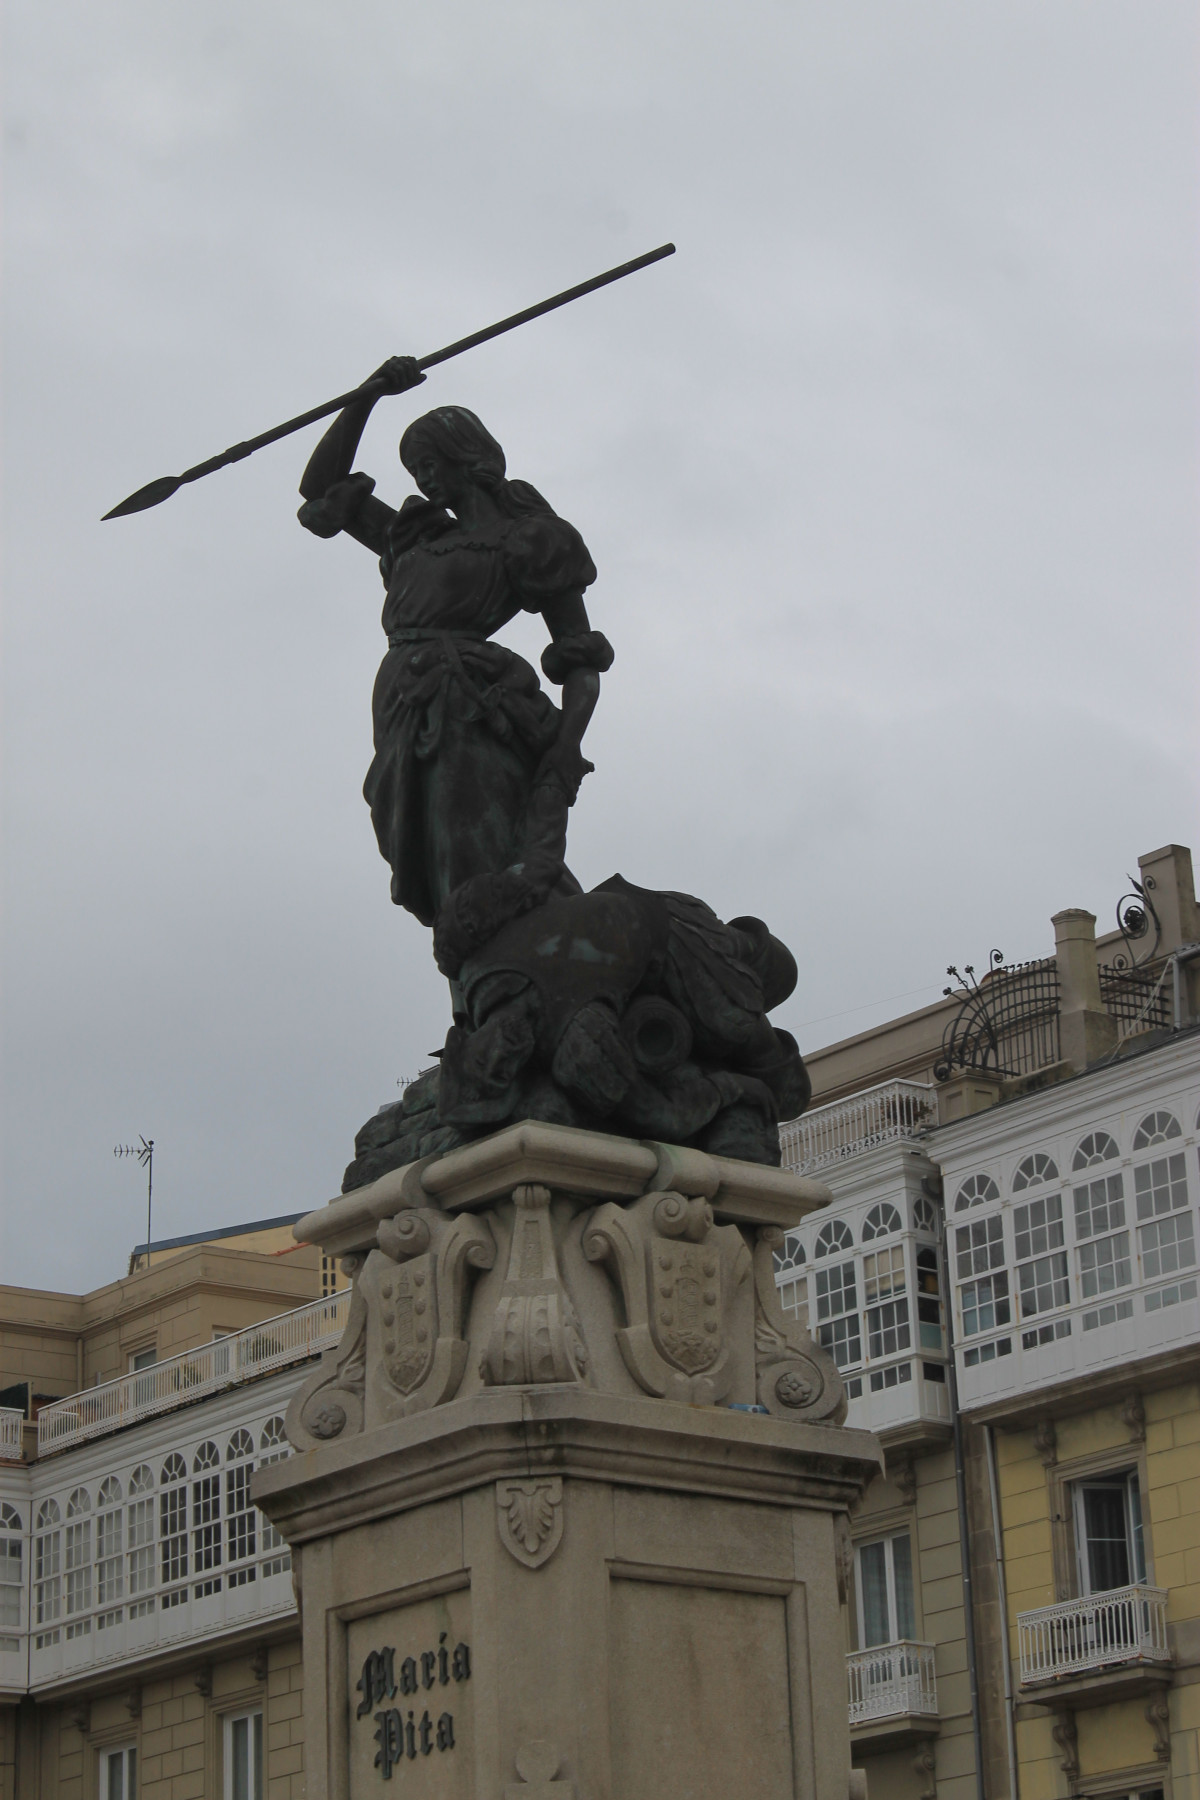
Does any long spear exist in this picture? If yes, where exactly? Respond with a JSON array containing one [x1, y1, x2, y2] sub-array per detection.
[[102, 243, 675, 521]]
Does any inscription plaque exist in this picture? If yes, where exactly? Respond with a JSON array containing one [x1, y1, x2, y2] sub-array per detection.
[[347, 1592, 473, 1797]]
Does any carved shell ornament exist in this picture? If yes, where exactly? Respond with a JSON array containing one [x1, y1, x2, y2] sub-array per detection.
[[496, 1477, 564, 1569]]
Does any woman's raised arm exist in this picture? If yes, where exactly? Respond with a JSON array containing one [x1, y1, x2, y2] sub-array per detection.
[[298, 356, 424, 501]]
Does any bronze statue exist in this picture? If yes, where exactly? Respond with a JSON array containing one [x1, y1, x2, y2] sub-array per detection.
[[297, 360, 612, 932], [100, 245, 811, 1177], [298, 362, 811, 1186]]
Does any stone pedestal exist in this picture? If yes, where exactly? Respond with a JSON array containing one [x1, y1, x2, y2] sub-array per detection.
[[256, 1123, 882, 1800]]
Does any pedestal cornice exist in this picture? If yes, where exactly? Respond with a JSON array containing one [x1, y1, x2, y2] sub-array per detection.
[[255, 1386, 882, 1545]]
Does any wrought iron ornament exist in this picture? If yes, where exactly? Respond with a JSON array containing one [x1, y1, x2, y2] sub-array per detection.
[[934, 954, 1060, 1081]]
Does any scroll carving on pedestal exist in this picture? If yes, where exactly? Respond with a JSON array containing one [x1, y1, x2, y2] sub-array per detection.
[[583, 1189, 750, 1405], [481, 1185, 588, 1386], [752, 1227, 846, 1424], [285, 1252, 369, 1450]]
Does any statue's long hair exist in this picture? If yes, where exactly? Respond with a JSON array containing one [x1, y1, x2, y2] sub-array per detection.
[[399, 407, 556, 519]]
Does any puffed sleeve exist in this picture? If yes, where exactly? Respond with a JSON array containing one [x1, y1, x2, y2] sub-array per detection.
[[503, 514, 598, 613]]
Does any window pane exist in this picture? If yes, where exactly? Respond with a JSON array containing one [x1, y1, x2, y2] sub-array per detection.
[[1134, 1154, 1189, 1220], [859, 1542, 889, 1647], [961, 1272, 1010, 1336], [892, 1535, 916, 1639], [866, 1298, 911, 1358], [232, 1717, 248, 1800], [1073, 1174, 1124, 1239], [1078, 1233, 1132, 1299], [817, 1314, 861, 1369], [1082, 1485, 1131, 1593], [1017, 1251, 1070, 1318], [1138, 1212, 1196, 1281], [1129, 1476, 1146, 1584], [815, 1262, 856, 1321], [229, 1711, 262, 1800]]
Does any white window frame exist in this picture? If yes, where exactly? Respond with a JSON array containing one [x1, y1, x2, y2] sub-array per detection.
[[1071, 1469, 1147, 1596], [854, 1531, 917, 1648], [98, 1742, 137, 1799], [224, 1708, 264, 1800], [0, 1505, 22, 1644]]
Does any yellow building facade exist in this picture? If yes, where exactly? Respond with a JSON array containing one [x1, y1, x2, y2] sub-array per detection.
[[775, 841, 1200, 1800]]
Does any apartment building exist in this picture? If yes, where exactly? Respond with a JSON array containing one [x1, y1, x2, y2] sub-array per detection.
[[773, 843, 1200, 1800], [0, 1222, 348, 1800]]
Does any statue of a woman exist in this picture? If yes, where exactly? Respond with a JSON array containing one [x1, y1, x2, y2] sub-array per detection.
[[297, 358, 612, 935]]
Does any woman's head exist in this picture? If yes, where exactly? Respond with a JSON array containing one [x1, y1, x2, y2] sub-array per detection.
[[399, 407, 554, 519]]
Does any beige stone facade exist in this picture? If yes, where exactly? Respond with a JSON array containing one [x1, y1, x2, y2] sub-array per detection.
[[9, 1642, 304, 1800], [776, 841, 1200, 1800]]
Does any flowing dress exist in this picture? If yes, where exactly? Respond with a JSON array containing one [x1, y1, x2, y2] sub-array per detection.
[[363, 497, 597, 925]]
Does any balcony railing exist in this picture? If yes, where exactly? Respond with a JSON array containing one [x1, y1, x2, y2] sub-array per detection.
[[847, 1641, 938, 1725], [23, 1386, 300, 1692], [780, 1081, 936, 1176], [0, 1407, 24, 1460], [1018, 1586, 1170, 1685], [37, 1289, 351, 1455]]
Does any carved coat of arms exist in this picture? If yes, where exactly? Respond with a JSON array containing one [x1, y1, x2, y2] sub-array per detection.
[[647, 1236, 722, 1374], [584, 1190, 749, 1405], [376, 1253, 436, 1395]]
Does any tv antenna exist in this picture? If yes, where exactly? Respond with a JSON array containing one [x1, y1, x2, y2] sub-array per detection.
[[115, 1137, 155, 1268]]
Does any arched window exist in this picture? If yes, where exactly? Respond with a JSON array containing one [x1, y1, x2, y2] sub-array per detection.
[[0, 1503, 23, 1645], [1133, 1111, 1182, 1151], [64, 1490, 92, 1632], [911, 1196, 939, 1235], [160, 1453, 188, 1601], [35, 1500, 61, 1631], [126, 1467, 155, 1616], [192, 1444, 222, 1592], [226, 1431, 256, 1583], [954, 1174, 1000, 1212], [1073, 1131, 1119, 1171], [259, 1418, 289, 1463], [258, 1418, 292, 1575], [862, 1204, 902, 1241], [96, 1478, 123, 1619], [1013, 1153, 1059, 1192], [773, 1232, 806, 1275], [815, 1219, 854, 1257]]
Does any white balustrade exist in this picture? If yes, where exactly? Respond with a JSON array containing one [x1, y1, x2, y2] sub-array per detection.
[[0, 1407, 23, 1460], [846, 1641, 938, 1724], [780, 1081, 936, 1176], [37, 1289, 350, 1455], [1018, 1586, 1170, 1684]]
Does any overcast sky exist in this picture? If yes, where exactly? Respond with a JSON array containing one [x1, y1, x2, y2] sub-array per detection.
[[3, 1, 1197, 1294]]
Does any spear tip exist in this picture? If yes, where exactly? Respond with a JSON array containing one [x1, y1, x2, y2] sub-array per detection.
[[102, 474, 183, 520]]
